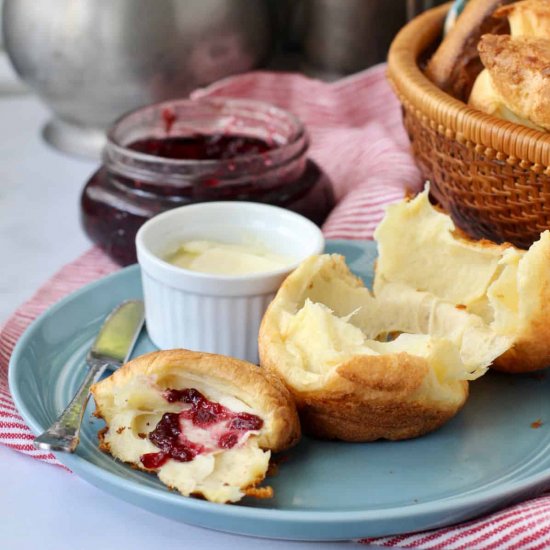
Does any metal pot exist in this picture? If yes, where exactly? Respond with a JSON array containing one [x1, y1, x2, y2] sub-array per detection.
[[2, 0, 272, 157], [300, 0, 446, 78]]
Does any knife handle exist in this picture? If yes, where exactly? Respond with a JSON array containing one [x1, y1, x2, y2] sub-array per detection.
[[33, 361, 108, 453]]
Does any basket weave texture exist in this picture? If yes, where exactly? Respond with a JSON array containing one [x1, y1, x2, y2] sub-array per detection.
[[388, 3, 550, 248]]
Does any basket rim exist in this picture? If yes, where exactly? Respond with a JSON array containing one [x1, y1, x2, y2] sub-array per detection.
[[387, 2, 550, 167]]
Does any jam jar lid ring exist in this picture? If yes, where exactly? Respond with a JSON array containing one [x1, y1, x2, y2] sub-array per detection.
[[103, 97, 309, 186], [105, 143, 310, 188], [106, 97, 307, 162]]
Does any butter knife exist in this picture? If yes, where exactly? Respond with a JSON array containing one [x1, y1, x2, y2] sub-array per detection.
[[33, 300, 145, 453]]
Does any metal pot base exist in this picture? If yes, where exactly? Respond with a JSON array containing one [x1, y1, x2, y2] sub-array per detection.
[[42, 118, 106, 159]]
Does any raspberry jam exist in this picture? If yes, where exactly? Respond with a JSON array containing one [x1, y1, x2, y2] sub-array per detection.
[[140, 413, 204, 468], [140, 388, 263, 469], [80, 98, 334, 266], [128, 135, 273, 161]]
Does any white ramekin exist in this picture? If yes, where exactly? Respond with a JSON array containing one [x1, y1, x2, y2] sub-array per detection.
[[135, 202, 325, 363]]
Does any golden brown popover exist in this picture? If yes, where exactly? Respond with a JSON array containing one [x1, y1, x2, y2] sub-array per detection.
[[471, 35, 550, 131], [91, 349, 300, 503], [494, 0, 550, 36], [426, 0, 512, 100], [259, 252, 483, 442], [469, 0, 550, 129], [259, 189, 550, 442], [374, 189, 550, 374]]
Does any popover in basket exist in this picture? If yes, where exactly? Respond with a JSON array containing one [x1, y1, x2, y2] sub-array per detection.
[[469, 0, 550, 131], [426, 0, 514, 99], [259, 190, 550, 442], [388, 0, 550, 249], [91, 349, 300, 503]]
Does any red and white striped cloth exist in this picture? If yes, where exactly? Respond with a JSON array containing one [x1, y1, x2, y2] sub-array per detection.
[[192, 66, 418, 238], [2, 65, 550, 548], [0, 248, 118, 467]]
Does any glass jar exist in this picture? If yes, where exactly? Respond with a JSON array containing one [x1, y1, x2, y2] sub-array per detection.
[[81, 97, 334, 265]]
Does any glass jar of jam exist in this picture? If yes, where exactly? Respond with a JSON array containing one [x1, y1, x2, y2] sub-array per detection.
[[81, 97, 334, 265]]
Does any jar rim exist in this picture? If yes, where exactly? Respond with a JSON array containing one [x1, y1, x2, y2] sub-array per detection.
[[105, 96, 308, 168]]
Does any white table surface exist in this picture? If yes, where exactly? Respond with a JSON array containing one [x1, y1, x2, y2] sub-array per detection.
[[0, 93, 375, 549]]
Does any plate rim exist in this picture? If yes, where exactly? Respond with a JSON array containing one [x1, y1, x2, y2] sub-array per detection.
[[8, 241, 550, 536]]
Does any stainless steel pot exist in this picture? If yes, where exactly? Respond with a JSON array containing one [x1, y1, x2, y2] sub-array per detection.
[[2, 0, 272, 157], [300, 0, 446, 78]]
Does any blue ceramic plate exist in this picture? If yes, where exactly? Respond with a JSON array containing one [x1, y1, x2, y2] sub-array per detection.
[[9, 240, 550, 541]]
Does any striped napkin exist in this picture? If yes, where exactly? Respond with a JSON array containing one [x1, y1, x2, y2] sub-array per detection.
[[1, 64, 549, 548]]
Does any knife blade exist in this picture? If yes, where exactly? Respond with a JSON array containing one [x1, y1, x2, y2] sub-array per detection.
[[33, 300, 145, 453]]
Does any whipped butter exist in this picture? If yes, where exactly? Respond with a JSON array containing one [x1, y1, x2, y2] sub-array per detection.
[[165, 240, 293, 275]]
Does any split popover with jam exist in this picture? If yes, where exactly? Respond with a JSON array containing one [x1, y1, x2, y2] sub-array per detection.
[[91, 349, 300, 503]]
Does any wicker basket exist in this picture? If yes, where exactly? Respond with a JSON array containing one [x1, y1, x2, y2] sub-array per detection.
[[388, 3, 550, 248]]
